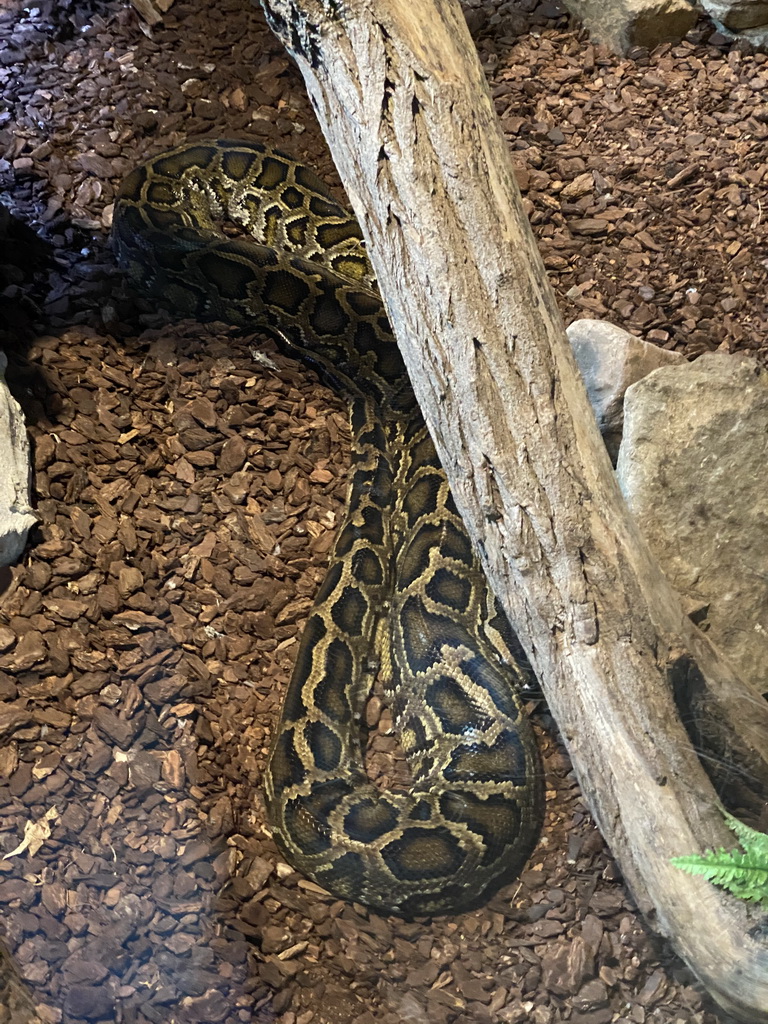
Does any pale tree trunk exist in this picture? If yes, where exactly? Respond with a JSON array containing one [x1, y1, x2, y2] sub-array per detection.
[[0, 942, 44, 1024], [259, 0, 768, 1019]]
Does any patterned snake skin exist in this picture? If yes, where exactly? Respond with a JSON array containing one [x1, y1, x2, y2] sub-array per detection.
[[113, 139, 544, 916]]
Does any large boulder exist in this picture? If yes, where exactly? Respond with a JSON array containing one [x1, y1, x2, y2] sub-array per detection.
[[700, 0, 768, 30], [560, 0, 698, 54], [567, 319, 685, 463], [617, 353, 768, 685], [700, 0, 768, 47]]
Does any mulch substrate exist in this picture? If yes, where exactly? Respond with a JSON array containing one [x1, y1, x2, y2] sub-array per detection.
[[0, 0, 766, 1022]]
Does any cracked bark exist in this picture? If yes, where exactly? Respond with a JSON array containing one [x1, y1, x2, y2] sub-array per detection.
[[259, 0, 768, 1018], [0, 941, 45, 1024]]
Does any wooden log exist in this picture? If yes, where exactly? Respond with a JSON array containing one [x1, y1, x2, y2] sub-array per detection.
[[258, 0, 768, 1018], [0, 942, 46, 1024]]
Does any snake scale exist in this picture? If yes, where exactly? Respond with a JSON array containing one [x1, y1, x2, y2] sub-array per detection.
[[113, 139, 544, 916]]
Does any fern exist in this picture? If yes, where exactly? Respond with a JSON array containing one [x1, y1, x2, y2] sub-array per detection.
[[671, 810, 768, 908]]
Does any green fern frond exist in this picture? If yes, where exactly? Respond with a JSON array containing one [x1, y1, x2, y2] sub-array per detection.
[[723, 810, 768, 859], [670, 810, 768, 908]]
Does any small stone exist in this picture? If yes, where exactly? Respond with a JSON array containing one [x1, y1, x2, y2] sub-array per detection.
[[569, 218, 608, 236], [181, 987, 230, 1022], [93, 707, 138, 749], [178, 838, 211, 867], [541, 935, 593, 995], [458, 977, 493, 1003], [0, 702, 32, 737], [96, 583, 121, 615], [405, 961, 440, 987], [184, 396, 217, 427], [117, 566, 143, 597], [170, 871, 198, 902], [573, 978, 609, 1011], [44, 597, 88, 620], [70, 672, 109, 697], [40, 881, 67, 917], [243, 855, 274, 892], [561, 171, 594, 199], [144, 673, 186, 704], [566, 318, 684, 462], [580, 913, 604, 956], [638, 968, 667, 1005], [156, 836, 177, 860], [63, 983, 113, 1021], [219, 435, 247, 473], [128, 750, 161, 789], [240, 898, 268, 928], [161, 748, 185, 788], [4, 630, 46, 671], [260, 925, 293, 954], [61, 958, 110, 985], [529, 918, 564, 939], [179, 426, 215, 451], [0, 744, 18, 777]]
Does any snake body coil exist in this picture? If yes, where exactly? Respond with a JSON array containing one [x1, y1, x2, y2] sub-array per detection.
[[113, 139, 544, 916]]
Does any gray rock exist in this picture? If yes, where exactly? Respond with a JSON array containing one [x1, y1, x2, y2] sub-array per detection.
[[700, 0, 768, 30], [617, 353, 768, 684], [561, 0, 697, 53], [721, 24, 768, 44], [0, 351, 37, 565], [567, 319, 685, 463]]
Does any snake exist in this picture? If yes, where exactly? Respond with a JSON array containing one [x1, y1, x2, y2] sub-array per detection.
[[113, 139, 544, 917]]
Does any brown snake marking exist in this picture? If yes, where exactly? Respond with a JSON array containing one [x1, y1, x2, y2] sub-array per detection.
[[113, 139, 544, 916]]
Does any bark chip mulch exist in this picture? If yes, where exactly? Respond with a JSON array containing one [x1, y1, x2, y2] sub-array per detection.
[[1, 0, 766, 1022]]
